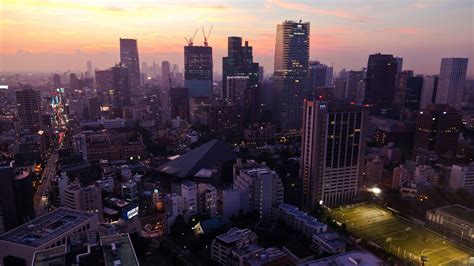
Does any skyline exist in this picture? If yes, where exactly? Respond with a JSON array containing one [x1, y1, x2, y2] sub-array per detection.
[[1, 0, 473, 76]]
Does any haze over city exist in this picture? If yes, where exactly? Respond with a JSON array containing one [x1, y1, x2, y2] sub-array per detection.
[[1, 0, 473, 75], [0, 1, 474, 265]]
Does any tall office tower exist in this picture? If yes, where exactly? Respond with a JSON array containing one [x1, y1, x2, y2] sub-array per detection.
[[333, 77, 346, 101], [94, 69, 113, 93], [226, 76, 257, 124], [86, 60, 93, 78], [403, 76, 424, 117], [53, 74, 61, 88], [170, 87, 189, 120], [69, 73, 79, 91], [345, 70, 364, 102], [435, 58, 468, 107], [119, 38, 140, 95], [16, 86, 42, 132], [300, 101, 368, 209], [394, 70, 414, 114], [184, 44, 213, 98], [309, 61, 333, 89], [259, 66, 264, 83], [226, 76, 249, 105], [273, 20, 310, 129], [365, 53, 398, 116], [420, 75, 439, 109], [111, 63, 131, 108], [161, 61, 171, 90], [222, 37, 260, 99], [395, 57, 403, 73], [414, 104, 461, 155]]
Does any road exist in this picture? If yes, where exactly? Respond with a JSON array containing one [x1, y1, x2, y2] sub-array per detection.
[[33, 151, 58, 217]]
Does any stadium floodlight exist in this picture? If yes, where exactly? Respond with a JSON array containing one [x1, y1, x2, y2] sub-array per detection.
[[371, 187, 381, 195]]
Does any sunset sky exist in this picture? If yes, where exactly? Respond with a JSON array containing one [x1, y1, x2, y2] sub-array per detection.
[[1, 0, 473, 76]]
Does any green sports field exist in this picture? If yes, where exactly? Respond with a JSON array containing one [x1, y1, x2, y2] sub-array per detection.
[[330, 203, 473, 265]]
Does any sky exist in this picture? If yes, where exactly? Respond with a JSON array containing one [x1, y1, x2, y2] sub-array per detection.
[[1, 0, 473, 76]]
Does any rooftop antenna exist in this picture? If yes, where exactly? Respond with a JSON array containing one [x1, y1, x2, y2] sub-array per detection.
[[185, 29, 198, 46], [202, 25, 214, 47]]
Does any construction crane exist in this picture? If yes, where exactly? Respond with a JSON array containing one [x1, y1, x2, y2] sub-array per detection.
[[185, 29, 198, 46], [202, 25, 213, 47]]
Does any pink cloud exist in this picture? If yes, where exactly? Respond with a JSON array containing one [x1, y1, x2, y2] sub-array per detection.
[[381, 27, 426, 35]]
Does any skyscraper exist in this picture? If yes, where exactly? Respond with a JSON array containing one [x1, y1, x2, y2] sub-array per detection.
[[403, 76, 424, 117], [345, 70, 364, 102], [120, 38, 140, 95], [184, 45, 213, 98], [86, 60, 93, 78], [393, 70, 414, 114], [16, 86, 42, 132], [162, 61, 171, 90], [309, 61, 333, 89], [53, 74, 61, 88], [273, 20, 310, 129], [414, 104, 461, 155], [111, 63, 131, 108], [300, 100, 368, 209], [420, 75, 439, 109], [95, 69, 113, 93], [435, 58, 468, 107], [222, 37, 259, 99], [365, 53, 398, 116]]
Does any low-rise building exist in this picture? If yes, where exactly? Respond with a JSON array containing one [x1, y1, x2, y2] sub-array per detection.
[[0, 208, 98, 266], [311, 232, 346, 255], [211, 227, 258, 265], [449, 163, 474, 191], [273, 203, 327, 238], [426, 204, 474, 245]]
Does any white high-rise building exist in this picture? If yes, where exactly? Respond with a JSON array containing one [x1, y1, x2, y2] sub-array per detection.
[[63, 180, 103, 220], [300, 101, 368, 209], [233, 160, 284, 217], [435, 58, 468, 107], [217, 188, 241, 218], [181, 180, 198, 218]]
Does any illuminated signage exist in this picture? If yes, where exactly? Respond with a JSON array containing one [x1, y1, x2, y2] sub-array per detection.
[[126, 206, 139, 220]]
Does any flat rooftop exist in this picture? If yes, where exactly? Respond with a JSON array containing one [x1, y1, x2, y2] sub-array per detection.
[[101, 234, 139, 266], [434, 204, 474, 225], [0, 208, 95, 248], [305, 251, 383, 265]]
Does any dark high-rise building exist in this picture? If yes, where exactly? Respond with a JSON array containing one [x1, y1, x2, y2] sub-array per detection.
[[16, 86, 42, 132], [365, 53, 398, 116], [120, 38, 140, 95], [0, 163, 18, 233], [162, 61, 171, 90], [309, 61, 333, 89], [300, 101, 368, 209], [414, 104, 461, 155], [170, 87, 189, 120], [273, 20, 310, 129], [111, 63, 131, 108], [345, 70, 364, 102], [403, 76, 424, 116], [69, 73, 79, 91], [184, 45, 213, 98], [394, 70, 414, 114], [258, 66, 264, 83], [86, 60, 93, 78], [222, 37, 259, 99], [95, 69, 113, 93], [53, 74, 61, 88]]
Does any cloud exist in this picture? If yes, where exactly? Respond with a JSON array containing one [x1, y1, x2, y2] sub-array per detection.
[[267, 0, 369, 21], [381, 27, 426, 35]]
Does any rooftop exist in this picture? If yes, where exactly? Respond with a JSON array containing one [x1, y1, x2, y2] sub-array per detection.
[[0, 208, 96, 248], [304, 251, 383, 266], [313, 232, 346, 249], [101, 234, 139, 266], [215, 227, 257, 245], [433, 204, 474, 225], [158, 139, 236, 178]]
